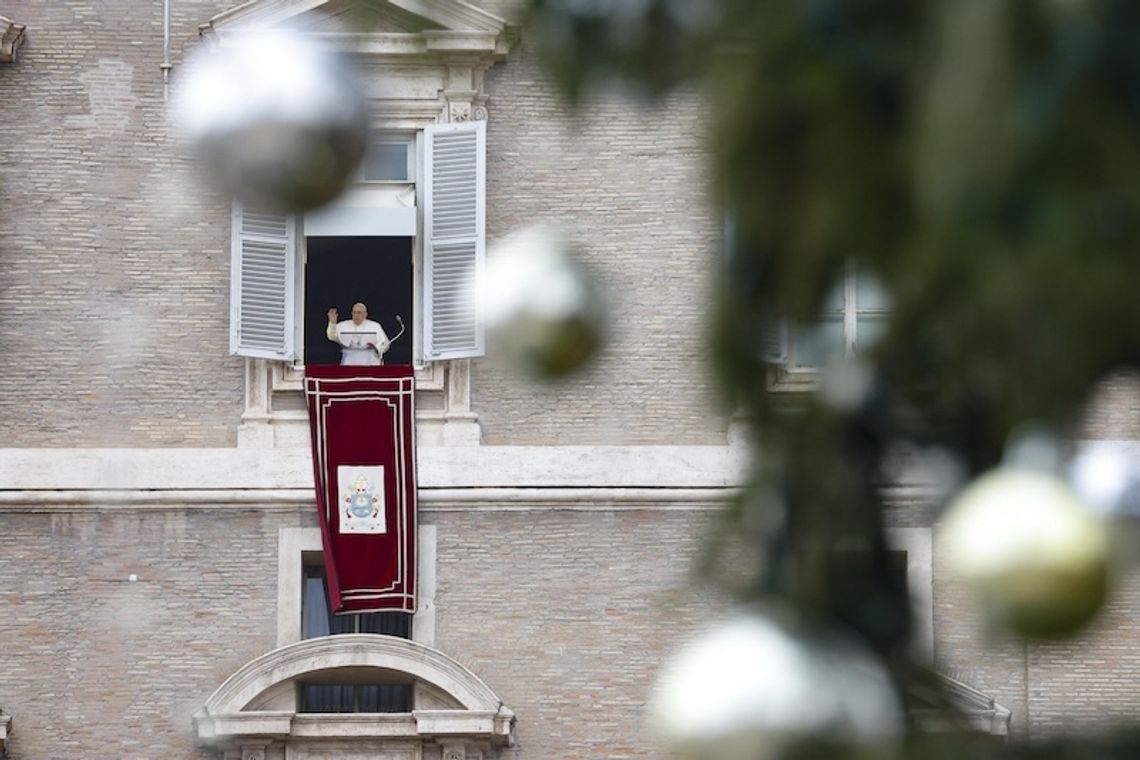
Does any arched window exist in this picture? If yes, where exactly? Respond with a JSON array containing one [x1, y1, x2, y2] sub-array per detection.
[[194, 635, 515, 759]]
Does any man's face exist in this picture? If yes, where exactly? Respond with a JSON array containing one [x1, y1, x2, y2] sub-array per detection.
[[351, 303, 367, 325]]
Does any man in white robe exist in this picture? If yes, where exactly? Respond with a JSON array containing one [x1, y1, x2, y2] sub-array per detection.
[[326, 302, 390, 366]]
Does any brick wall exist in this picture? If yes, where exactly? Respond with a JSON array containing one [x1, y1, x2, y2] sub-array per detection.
[[0, 506, 724, 759], [477, 40, 728, 445], [432, 508, 725, 758], [0, 0, 243, 447], [0, 508, 288, 759]]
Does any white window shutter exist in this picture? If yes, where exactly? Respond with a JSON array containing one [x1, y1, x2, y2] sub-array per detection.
[[762, 321, 789, 364], [423, 120, 486, 360], [230, 203, 297, 360]]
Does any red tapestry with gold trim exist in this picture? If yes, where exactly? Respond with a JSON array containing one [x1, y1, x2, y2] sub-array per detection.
[[305, 365, 416, 613]]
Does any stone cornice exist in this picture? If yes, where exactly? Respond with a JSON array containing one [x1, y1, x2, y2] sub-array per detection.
[[0, 445, 747, 491], [0, 16, 26, 63], [0, 486, 733, 512]]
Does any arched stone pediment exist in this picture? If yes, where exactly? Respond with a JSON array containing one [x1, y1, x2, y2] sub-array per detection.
[[201, 0, 516, 61], [195, 635, 515, 757]]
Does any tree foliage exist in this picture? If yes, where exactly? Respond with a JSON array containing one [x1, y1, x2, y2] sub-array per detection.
[[527, 0, 1140, 754]]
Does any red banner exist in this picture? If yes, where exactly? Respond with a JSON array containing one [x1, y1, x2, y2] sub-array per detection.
[[305, 365, 416, 613]]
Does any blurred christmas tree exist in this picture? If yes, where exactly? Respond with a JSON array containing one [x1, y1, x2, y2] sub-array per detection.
[[526, 0, 1140, 756]]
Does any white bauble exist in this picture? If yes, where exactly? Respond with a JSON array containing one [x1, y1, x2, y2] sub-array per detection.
[[940, 467, 1109, 638], [648, 614, 902, 760], [173, 29, 368, 213], [484, 226, 604, 378]]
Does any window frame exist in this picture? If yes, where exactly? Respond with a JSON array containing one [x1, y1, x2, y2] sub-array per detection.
[[231, 122, 487, 369], [276, 526, 437, 649], [769, 263, 891, 391]]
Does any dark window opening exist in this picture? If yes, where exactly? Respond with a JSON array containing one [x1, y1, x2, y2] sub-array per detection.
[[300, 683, 412, 713], [300, 564, 413, 713], [303, 236, 414, 366]]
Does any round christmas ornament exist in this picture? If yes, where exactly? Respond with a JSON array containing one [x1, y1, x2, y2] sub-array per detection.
[[484, 225, 605, 379], [940, 467, 1110, 638], [173, 29, 369, 213], [648, 613, 902, 760]]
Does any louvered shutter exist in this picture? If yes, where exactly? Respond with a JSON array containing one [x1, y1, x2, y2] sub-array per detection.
[[423, 120, 485, 360], [761, 321, 789, 364], [230, 203, 297, 360]]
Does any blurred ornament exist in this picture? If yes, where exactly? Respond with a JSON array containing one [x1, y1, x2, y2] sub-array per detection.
[[173, 29, 368, 213], [1070, 444, 1138, 517], [648, 613, 902, 760], [484, 225, 605, 378], [940, 467, 1109, 638]]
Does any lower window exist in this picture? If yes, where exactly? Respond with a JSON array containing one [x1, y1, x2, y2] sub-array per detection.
[[301, 564, 413, 713]]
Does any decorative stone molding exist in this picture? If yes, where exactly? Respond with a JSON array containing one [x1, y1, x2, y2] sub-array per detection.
[[0, 445, 747, 491], [194, 635, 515, 757], [0, 16, 25, 63], [909, 671, 1012, 738]]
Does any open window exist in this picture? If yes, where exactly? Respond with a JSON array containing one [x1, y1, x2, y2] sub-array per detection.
[[229, 120, 486, 366]]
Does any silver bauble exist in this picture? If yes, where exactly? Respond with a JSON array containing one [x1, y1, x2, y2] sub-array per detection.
[[484, 226, 605, 378], [173, 29, 368, 213], [648, 613, 903, 760], [940, 467, 1109, 638]]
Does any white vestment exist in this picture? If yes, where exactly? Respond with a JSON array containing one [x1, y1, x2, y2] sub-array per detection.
[[327, 319, 390, 366]]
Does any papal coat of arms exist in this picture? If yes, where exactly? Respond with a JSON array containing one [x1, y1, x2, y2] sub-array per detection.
[[336, 465, 387, 534]]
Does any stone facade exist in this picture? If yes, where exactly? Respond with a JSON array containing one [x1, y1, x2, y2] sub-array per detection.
[[0, 500, 724, 758], [0, 0, 725, 449], [2, 1, 1140, 759]]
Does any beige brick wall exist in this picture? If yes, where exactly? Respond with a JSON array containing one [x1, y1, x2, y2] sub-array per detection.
[[0, 0, 243, 448], [0, 508, 287, 759], [1079, 371, 1140, 440], [478, 41, 728, 445], [1023, 569, 1140, 736], [0, 506, 723, 759], [432, 508, 725, 758]]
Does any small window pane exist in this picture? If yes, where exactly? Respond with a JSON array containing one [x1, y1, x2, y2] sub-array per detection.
[[791, 318, 844, 367], [855, 274, 890, 311], [358, 611, 412, 637], [364, 141, 410, 181], [821, 279, 846, 312], [302, 576, 332, 639], [359, 684, 412, 712], [855, 315, 889, 354], [301, 684, 356, 712]]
